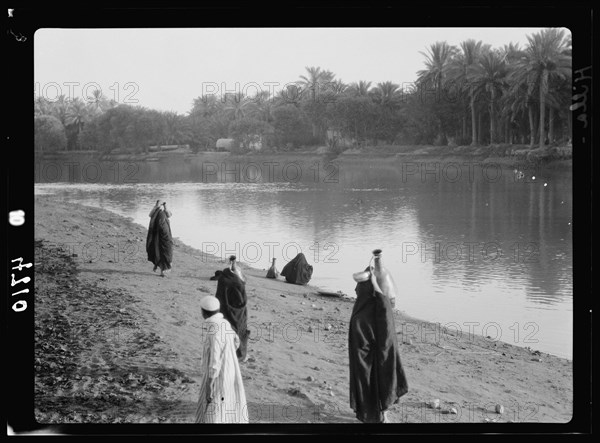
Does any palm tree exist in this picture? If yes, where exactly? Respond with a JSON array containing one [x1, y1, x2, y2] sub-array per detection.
[[507, 54, 539, 146], [87, 89, 107, 115], [515, 28, 571, 149], [347, 80, 372, 97], [471, 50, 508, 145], [297, 67, 336, 140], [446, 39, 489, 145], [65, 98, 89, 133], [500, 42, 523, 65], [64, 98, 91, 150], [191, 94, 221, 118], [163, 111, 185, 145], [496, 43, 523, 143], [34, 96, 51, 116], [274, 85, 302, 108], [250, 90, 275, 123], [223, 92, 250, 121], [371, 81, 400, 108], [50, 95, 70, 126], [324, 79, 346, 101], [547, 75, 571, 144], [297, 66, 335, 101], [417, 41, 458, 98], [417, 42, 458, 143]]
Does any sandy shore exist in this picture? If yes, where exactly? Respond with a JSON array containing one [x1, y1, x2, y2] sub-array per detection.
[[34, 195, 572, 424]]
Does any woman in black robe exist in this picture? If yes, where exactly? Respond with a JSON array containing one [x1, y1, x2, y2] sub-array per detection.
[[348, 269, 408, 423], [146, 202, 173, 277], [215, 268, 249, 362], [280, 253, 313, 285]]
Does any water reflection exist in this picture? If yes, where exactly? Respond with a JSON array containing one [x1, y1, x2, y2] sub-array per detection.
[[35, 160, 572, 358]]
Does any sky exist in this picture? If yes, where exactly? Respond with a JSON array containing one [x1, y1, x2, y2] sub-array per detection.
[[34, 27, 557, 115]]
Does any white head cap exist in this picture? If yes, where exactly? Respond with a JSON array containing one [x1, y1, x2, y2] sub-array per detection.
[[200, 296, 220, 312]]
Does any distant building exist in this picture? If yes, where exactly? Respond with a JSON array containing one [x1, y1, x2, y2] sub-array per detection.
[[216, 137, 264, 151], [216, 138, 235, 151], [326, 129, 355, 148]]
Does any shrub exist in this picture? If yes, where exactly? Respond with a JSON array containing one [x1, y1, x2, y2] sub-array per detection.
[[271, 105, 313, 149], [35, 115, 67, 152]]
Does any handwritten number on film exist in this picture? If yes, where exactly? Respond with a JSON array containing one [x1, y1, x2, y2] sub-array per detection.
[[11, 258, 32, 312], [9, 210, 31, 311], [571, 66, 590, 133]]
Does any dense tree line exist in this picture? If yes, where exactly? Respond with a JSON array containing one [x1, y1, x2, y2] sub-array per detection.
[[34, 28, 571, 154]]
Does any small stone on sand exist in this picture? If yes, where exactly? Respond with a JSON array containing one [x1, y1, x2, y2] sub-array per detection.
[[429, 399, 440, 409]]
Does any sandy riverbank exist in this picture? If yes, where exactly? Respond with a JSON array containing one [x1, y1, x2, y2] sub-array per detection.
[[34, 195, 572, 424]]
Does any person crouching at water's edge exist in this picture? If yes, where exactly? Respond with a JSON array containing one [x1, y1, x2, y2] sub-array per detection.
[[281, 252, 313, 285], [195, 296, 248, 423], [146, 200, 173, 277]]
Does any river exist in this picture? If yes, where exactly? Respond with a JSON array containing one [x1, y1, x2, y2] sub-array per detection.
[[35, 155, 573, 358]]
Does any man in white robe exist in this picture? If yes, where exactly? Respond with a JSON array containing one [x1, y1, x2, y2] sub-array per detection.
[[195, 296, 248, 423]]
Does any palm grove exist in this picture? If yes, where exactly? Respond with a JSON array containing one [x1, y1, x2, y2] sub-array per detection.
[[34, 28, 571, 154]]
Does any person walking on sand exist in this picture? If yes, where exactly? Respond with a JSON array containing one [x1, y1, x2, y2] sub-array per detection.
[[195, 296, 248, 424], [348, 267, 408, 423], [215, 261, 249, 363], [146, 200, 173, 277]]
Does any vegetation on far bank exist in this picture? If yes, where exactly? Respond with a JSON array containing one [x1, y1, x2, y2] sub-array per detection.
[[35, 143, 572, 169], [35, 28, 571, 158]]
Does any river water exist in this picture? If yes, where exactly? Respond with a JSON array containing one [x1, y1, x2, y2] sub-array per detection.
[[35, 156, 573, 358]]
